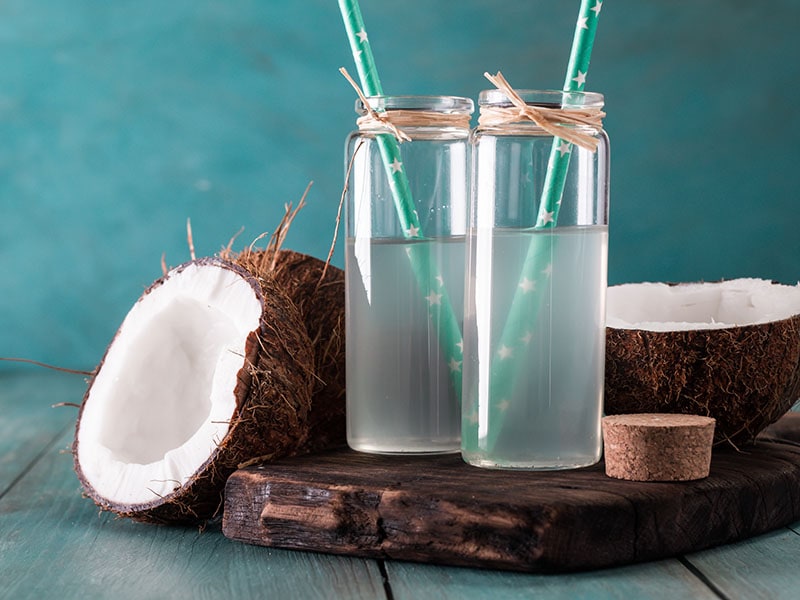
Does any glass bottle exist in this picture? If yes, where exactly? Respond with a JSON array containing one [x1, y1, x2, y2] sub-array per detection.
[[345, 95, 474, 454], [462, 89, 609, 469]]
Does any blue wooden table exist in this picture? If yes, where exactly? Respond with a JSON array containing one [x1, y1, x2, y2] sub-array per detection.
[[2, 370, 799, 599]]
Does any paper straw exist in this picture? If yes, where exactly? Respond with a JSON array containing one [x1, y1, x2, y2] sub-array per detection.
[[538, 0, 602, 224], [338, 0, 464, 399], [477, 0, 604, 451]]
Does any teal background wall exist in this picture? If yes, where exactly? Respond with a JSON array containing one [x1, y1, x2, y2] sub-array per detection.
[[1, 0, 798, 371]]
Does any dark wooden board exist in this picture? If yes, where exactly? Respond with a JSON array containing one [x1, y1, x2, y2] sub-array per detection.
[[222, 414, 800, 573]]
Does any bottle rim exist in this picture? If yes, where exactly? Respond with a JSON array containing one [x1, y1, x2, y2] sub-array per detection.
[[479, 89, 604, 109], [356, 95, 475, 115]]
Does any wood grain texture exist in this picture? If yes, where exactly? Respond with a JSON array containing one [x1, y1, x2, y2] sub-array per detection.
[[3, 373, 800, 599], [685, 527, 800, 600], [0, 428, 385, 600], [385, 559, 720, 600], [222, 416, 800, 573], [0, 371, 83, 495]]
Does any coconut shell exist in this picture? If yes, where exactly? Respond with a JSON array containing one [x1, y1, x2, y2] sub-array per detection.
[[74, 258, 316, 524], [605, 314, 800, 445], [230, 248, 346, 454]]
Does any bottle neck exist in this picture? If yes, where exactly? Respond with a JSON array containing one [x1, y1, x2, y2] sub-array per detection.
[[477, 89, 605, 151], [356, 95, 473, 140]]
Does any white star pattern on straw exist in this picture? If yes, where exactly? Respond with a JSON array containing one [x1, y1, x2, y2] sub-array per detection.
[[425, 291, 442, 306], [467, 411, 479, 425], [541, 210, 555, 225], [572, 70, 587, 87], [356, 29, 368, 43], [389, 158, 403, 173], [448, 357, 462, 373], [577, 16, 589, 30], [591, 1, 603, 16], [354, 49, 362, 60], [456, 340, 464, 353], [521, 331, 533, 345], [436, 275, 444, 286], [542, 263, 553, 276], [406, 224, 419, 237], [498, 345, 513, 359], [557, 141, 571, 157], [518, 277, 536, 293], [497, 399, 511, 412]]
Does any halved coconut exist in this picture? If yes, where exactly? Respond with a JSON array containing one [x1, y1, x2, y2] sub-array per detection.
[[74, 257, 316, 523], [605, 278, 800, 444]]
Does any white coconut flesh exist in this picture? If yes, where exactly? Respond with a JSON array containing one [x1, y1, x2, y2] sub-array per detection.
[[607, 278, 800, 331], [77, 262, 262, 506]]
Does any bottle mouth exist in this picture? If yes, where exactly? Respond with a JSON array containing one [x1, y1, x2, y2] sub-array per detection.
[[479, 89, 604, 110], [356, 95, 475, 115]]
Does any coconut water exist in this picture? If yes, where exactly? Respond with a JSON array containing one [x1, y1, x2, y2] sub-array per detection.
[[346, 236, 465, 453], [461, 226, 607, 469]]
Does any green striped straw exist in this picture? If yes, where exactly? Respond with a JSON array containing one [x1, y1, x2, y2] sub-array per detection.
[[476, 0, 604, 451], [338, 0, 464, 399]]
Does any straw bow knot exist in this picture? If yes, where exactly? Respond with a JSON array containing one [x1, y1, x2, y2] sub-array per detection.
[[339, 67, 412, 143], [479, 71, 605, 152]]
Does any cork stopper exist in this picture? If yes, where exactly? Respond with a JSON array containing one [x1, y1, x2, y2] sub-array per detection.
[[602, 413, 716, 482]]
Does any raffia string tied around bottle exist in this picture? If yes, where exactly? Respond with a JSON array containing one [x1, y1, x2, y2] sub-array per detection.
[[478, 71, 605, 152], [340, 67, 471, 142]]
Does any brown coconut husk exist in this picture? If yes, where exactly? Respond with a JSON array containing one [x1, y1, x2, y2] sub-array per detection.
[[231, 248, 346, 454], [221, 196, 346, 455], [605, 314, 800, 446], [74, 258, 317, 524]]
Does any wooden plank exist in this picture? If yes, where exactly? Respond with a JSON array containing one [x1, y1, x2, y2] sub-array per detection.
[[1, 371, 795, 599], [0, 371, 84, 495], [222, 417, 800, 573], [0, 426, 387, 600], [684, 527, 800, 600], [384, 559, 719, 600]]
